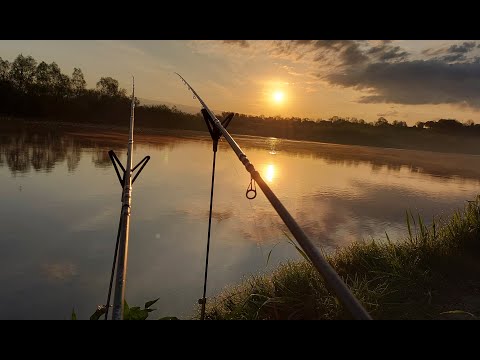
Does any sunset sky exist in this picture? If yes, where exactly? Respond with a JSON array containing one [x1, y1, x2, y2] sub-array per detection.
[[1, 40, 480, 124]]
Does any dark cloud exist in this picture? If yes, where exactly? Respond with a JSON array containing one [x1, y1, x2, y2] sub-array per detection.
[[222, 40, 249, 48], [448, 41, 476, 53], [292, 40, 354, 49], [270, 40, 480, 108], [287, 40, 369, 66], [441, 53, 467, 62], [326, 59, 480, 107], [276, 40, 407, 67], [341, 42, 369, 65], [423, 41, 477, 57], [367, 45, 409, 62]]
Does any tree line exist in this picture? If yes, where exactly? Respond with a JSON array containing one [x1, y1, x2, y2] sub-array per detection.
[[0, 54, 133, 121], [1, 53, 480, 154]]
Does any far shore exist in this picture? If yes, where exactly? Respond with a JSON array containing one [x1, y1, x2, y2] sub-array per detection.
[[3, 118, 480, 181]]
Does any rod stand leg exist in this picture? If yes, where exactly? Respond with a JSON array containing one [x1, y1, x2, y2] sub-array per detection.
[[201, 109, 235, 151], [108, 150, 126, 187]]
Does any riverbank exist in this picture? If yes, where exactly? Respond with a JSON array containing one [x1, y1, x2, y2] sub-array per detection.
[[3, 118, 480, 182], [201, 197, 480, 320], [3, 115, 480, 156]]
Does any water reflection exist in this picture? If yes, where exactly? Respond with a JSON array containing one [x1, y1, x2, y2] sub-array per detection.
[[0, 123, 180, 174], [1, 122, 480, 319], [2, 124, 480, 184], [0, 126, 114, 174], [292, 179, 473, 251], [264, 164, 276, 183], [242, 135, 480, 182], [267, 137, 279, 155]]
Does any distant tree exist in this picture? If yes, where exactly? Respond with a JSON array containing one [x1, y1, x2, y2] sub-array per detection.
[[375, 117, 389, 126], [10, 54, 37, 93], [35, 61, 51, 95], [0, 57, 11, 81], [96, 77, 126, 98], [416, 121, 425, 129], [424, 120, 435, 129], [330, 116, 348, 124], [437, 119, 463, 131], [392, 120, 407, 127], [464, 119, 475, 127], [71, 68, 86, 96], [47, 62, 71, 97]]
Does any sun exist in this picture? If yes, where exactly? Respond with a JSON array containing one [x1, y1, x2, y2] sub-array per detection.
[[272, 90, 285, 103]]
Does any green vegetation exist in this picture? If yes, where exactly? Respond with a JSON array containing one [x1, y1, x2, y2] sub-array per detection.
[[2, 54, 480, 154], [201, 197, 480, 320], [71, 298, 179, 320], [69, 196, 480, 320]]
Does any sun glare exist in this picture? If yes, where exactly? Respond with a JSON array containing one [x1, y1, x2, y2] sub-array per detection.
[[265, 164, 276, 183], [272, 91, 284, 103]]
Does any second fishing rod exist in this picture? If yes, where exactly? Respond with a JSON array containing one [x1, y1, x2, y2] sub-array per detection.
[[176, 73, 372, 320]]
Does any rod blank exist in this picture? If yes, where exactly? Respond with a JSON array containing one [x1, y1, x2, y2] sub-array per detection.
[[176, 73, 372, 320], [111, 78, 136, 320]]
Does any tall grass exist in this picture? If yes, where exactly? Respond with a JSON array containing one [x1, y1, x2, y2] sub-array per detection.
[[201, 196, 480, 320]]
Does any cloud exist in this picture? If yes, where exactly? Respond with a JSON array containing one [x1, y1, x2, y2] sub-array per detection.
[[341, 42, 369, 65], [377, 110, 399, 117], [268, 41, 412, 75], [293, 40, 369, 66], [326, 59, 480, 108], [448, 41, 476, 53], [422, 47, 445, 56], [293, 178, 473, 249], [367, 45, 409, 62], [441, 53, 467, 62], [423, 41, 477, 57], [215, 40, 480, 109], [223, 40, 250, 48]]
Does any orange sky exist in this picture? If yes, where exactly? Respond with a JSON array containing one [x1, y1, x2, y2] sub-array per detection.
[[1, 40, 480, 125]]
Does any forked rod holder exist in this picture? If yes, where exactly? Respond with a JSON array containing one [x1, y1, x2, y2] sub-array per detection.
[[108, 150, 150, 187]]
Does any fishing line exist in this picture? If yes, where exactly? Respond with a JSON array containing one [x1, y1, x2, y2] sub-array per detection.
[[104, 210, 122, 320], [199, 149, 217, 320], [176, 73, 372, 320], [226, 145, 266, 261], [198, 109, 234, 320]]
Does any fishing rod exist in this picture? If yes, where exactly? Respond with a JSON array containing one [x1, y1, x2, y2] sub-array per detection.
[[175, 73, 372, 320], [105, 77, 150, 320], [197, 106, 234, 320]]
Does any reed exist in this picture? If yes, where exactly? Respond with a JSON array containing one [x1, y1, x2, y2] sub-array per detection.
[[202, 196, 480, 320]]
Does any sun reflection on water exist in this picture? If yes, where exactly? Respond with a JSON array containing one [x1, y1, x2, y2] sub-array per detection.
[[265, 164, 276, 183]]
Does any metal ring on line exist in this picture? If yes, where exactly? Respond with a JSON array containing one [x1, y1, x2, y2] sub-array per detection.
[[246, 189, 257, 199]]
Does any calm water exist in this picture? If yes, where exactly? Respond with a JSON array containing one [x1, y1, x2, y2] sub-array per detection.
[[1, 122, 479, 319]]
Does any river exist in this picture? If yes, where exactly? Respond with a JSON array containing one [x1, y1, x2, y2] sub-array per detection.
[[1, 121, 479, 319]]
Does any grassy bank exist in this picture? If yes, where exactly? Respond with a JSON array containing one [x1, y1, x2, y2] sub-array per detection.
[[202, 197, 480, 320]]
